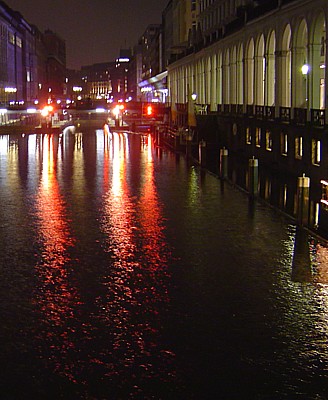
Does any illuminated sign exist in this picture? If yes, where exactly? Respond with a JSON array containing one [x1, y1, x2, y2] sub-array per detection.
[[5, 87, 17, 93]]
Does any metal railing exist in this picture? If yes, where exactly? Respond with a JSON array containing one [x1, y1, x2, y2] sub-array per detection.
[[172, 102, 326, 127]]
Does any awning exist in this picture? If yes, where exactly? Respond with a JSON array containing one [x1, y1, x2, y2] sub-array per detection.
[[138, 71, 168, 90]]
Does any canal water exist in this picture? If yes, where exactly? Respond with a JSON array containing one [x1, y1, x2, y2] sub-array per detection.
[[1, 127, 328, 399]]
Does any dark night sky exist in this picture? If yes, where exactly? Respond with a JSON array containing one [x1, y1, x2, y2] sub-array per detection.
[[5, 0, 168, 70]]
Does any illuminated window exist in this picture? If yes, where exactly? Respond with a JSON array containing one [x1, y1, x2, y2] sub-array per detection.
[[255, 127, 261, 147], [8, 32, 15, 45], [312, 139, 321, 166], [264, 178, 271, 200], [295, 136, 303, 159], [310, 201, 320, 228], [281, 132, 288, 156], [282, 184, 288, 208], [322, 180, 328, 204], [246, 127, 251, 144], [265, 130, 272, 151]]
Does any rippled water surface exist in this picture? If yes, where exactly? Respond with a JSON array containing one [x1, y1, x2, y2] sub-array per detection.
[[1, 129, 328, 399]]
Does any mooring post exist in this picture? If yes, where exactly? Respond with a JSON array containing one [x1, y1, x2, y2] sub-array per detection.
[[186, 129, 193, 158], [199, 140, 206, 167], [220, 147, 228, 179], [296, 174, 310, 226], [248, 157, 259, 197]]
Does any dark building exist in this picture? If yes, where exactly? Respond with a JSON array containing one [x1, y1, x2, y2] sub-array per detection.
[[0, 2, 68, 107], [114, 49, 131, 102], [81, 62, 114, 103], [0, 1, 38, 104], [128, 43, 143, 101], [140, 24, 162, 81], [162, 0, 174, 69], [43, 29, 67, 103], [79, 49, 131, 104]]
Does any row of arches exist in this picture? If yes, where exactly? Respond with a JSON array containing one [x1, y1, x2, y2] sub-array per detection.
[[168, 5, 327, 114]]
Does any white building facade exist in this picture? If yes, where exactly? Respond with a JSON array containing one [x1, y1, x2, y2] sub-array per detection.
[[168, 0, 328, 123]]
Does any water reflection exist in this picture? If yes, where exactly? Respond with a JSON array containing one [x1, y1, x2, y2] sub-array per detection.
[[33, 134, 79, 382], [292, 227, 312, 283], [312, 240, 328, 285], [291, 227, 328, 285], [95, 131, 174, 395], [2, 130, 328, 398]]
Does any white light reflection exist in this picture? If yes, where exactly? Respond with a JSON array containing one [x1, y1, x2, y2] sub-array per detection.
[[97, 131, 174, 380], [0, 135, 8, 156]]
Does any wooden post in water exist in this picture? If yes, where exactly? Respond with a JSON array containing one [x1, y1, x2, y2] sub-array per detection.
[[199, 140, 206, 167], [186, 129, 193, 158], [220, 147, 228, 178], [156, 128, 160, 146], [248, 157, 258, 197], [296, 174, 310, 226]]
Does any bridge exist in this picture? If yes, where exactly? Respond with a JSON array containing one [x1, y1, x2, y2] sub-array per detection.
[[0, 105, 164, 134]]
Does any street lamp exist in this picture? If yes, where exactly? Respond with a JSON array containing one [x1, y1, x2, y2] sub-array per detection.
[[301, 63, 310, 75], [302, 63, 310, 107]]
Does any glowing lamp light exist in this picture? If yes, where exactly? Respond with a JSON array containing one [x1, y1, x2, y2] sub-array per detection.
[[41, 105, 53, 117], [302, 64, 310, 75], [147, 105, 153, 116], [191, 93, 197, 101], [41, 108, 48, 117], [112, 105, 120, 117], [96, 108, 106, 113]]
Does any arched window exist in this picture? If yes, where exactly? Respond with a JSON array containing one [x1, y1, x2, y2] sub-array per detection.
[[237, 44, 244, 106], [266, 31, 276, 106], [281, 24, 291, 107], [245, 38, 254, 105], [255, 34, 265, 105], [293, 19, 308, 108]]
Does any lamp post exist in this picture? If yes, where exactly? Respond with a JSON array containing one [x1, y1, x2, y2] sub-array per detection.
[[302, 63, 310, 107]]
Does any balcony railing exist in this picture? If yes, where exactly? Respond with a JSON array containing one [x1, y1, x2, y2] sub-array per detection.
[[280, 107, 291, 123], [255, 105, 265, 119], [246, 104, 254, 116], [175, 102, 326, 127], [265, 106, 275, 120], [293, 108, 307, 125], [311, 109, 325, 127]]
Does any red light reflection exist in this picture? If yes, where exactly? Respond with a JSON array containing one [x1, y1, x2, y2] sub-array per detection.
[[33, 134, 79, 382]]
